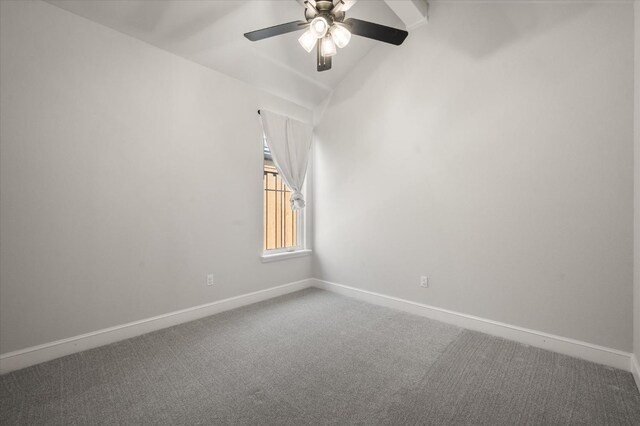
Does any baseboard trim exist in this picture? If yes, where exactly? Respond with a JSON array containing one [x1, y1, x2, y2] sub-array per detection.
[[312, 279, 632, 372], [3, 277, 633, 377], [0, 279, 313, 374], [631, 355, 640, 391]]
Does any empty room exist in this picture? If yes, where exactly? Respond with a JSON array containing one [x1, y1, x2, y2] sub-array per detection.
[[1, 0, 640, 424]]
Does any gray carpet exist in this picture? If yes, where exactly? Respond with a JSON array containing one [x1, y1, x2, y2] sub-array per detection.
[[1, 288, 639, 425]]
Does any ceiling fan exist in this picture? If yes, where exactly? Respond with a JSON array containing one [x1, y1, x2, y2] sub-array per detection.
[[244, 0, 409, 72]]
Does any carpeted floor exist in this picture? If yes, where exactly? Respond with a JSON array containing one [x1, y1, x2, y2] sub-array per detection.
[[1, 288, 639, 425]]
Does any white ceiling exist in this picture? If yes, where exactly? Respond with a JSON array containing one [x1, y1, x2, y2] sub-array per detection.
[[46, 0, 408, 110]]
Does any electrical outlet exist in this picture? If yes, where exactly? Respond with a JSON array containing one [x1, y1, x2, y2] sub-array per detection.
[[207, 273, 214, 286], [420, 276, 429, 288]]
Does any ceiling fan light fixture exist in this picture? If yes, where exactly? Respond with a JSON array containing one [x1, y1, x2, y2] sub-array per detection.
[[321, 36, 337, 57], [298, 29, 316, 53], [330, 24, 351, 48], [243, 0, 410, 72], [310, 16, 329, 38]]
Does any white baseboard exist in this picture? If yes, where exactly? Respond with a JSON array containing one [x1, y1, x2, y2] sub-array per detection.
[[312, 279, 632, 372], [631, 355, 640, 391], [3, 277, 635, 380], [0, 279, 313, 374]]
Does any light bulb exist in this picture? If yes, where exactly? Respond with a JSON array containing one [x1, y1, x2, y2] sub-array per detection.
[[321, 36, 337, 57], [310, 16, 329, 38], [330, 24, 351, 49], [298, 29, 316, 53]]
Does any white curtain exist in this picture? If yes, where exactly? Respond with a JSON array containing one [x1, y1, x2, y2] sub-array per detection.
[[260, 110, 313, 210]]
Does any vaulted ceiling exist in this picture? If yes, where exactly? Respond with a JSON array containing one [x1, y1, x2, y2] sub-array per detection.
[[46, 0, 425, 110]]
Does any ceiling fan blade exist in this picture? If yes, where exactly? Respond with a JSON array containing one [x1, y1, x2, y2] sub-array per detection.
[[317, 41, 332, 72], [343, 18, 408, 45], [244, 21, 309, 41]]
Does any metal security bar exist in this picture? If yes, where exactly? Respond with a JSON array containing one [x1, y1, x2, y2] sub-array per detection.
[[263, 164, 297, 251]]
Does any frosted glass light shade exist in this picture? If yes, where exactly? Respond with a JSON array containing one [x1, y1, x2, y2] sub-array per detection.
[[310, 16, 329, 38], [331, 24, 351, 48], [321, 36, 337, 57], [298, 30, 316, 53]]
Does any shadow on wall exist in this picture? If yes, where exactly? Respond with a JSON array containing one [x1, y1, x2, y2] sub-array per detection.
[[313, 1, 606, 285], [329, 1, 593, 109], [435, 2, 592, 59], [124, 1, 172, 33]]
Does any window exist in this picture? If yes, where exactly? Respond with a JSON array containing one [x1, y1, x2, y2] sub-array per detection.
[[263, 139, 304, 254]]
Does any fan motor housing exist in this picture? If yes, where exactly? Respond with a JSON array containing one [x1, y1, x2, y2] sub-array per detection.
[[315, 1, 333, 11], [305, 1, 345, 23]]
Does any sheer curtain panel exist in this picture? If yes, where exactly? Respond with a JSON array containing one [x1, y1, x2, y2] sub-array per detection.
[[259, 110, 313, 210]]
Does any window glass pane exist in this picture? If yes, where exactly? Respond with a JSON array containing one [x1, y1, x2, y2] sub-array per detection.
[[263, 138, 298, 251]]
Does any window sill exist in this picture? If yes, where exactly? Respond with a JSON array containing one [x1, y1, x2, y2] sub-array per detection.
[[261, 249, 312, 263]]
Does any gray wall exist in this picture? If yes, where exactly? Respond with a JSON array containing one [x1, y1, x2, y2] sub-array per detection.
[[634, 0, 640, 361], [1, 0, 636, 358], [314, 2, 635, 351], [0, 1, 312, 354]]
